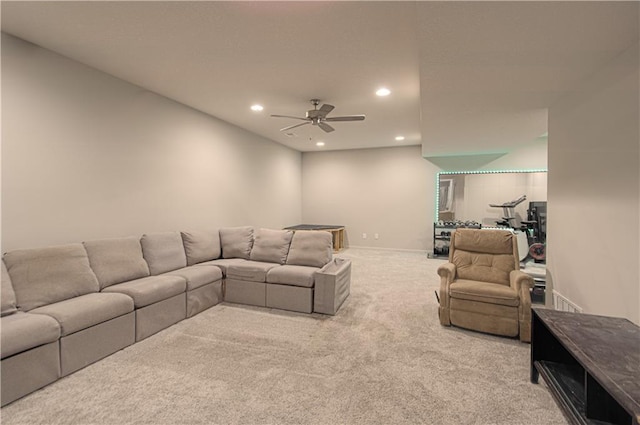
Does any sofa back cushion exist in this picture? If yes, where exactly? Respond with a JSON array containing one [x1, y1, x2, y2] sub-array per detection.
[[286, 230, 333, 268], [181, 230, 221, 266], [250, 228, 293, 265], [141, 232, 188, 275], [220, 226, 254, 260], [451, 229, 517, 286], [83, 237, 150, 289], [1, 261, 18, 316], [3, 243, 100, 311], [453, 229, 515, 255]]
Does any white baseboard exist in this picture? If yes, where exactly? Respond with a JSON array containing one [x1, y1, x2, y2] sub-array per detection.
[[552, 290, 583, 313], [345, 245, 429, 254]]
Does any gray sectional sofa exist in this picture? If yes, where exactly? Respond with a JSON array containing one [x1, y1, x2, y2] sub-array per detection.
[[0, 226, 351, 406]]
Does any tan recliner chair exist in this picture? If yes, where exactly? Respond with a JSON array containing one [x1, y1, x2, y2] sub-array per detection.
[[437, 228, 534, 342]]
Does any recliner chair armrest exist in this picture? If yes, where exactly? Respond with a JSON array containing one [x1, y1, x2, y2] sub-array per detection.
[[437, 262, 456, 283], [510, 270, 534, 342], [437, 262, 456, 326], [509, 270, 534, 296]]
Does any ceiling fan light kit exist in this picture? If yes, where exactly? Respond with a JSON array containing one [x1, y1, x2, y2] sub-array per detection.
[[271, 99, 365, 133]]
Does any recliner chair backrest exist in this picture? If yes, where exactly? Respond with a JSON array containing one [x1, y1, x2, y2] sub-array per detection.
[[450, 229, 519, 286]]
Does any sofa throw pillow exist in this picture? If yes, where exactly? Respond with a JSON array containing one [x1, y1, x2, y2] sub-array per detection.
[[286, 230, 332, 268], [250, 228, 293, 265], [181, 230, 221, 266], [3, 243, 100, 311], [1, 261, 18, 316], [141, 232, 188, 275], [83, 237, 150, 289], [220, 226, 254, 259]]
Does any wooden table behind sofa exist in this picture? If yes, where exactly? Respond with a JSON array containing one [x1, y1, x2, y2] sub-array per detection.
[[284, 224, 345, 252]]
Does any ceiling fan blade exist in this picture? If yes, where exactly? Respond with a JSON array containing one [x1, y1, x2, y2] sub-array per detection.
[[318, 104, 335, 117], [318, 122, 335, 133], [271, 114, 308, 121], [280, 122, 310, 132], [325, 115, 366, 122]]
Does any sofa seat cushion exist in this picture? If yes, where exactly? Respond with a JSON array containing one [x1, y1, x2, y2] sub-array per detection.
[[250, 228, 293, 265], [227, 261, 280, 283], [164, 266, 223, 291], [3, 243, 100, 311], [1, 312, 61, 359], [102, 275, 186, 308], [84, 237, 150, 289], [266, 265, 319, 288], [181, 230, 221, 266], [286, 231, 332, 268], [449, 279, 519, 307], [141, 232, 188, 275], [30, 293, 134, 337], [196, 258, 246, 276]]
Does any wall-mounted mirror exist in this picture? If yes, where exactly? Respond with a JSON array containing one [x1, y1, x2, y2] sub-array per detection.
[[436, 170, 547, 229], [435, 169, 548, 304]]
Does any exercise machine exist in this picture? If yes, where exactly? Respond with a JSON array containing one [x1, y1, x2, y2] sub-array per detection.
[[523, 201, 546, 263], [490, 194, 527, 228], [489, 195, 547, 263]]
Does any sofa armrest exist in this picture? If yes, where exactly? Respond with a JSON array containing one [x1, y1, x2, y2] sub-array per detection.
[[437, 262, 456, 282], [314, 258, 351, 315], [437, 262, 456, 297], [509, 270, 534, 297], [510, 269, 534, 342], [437, 262, 456, 325]]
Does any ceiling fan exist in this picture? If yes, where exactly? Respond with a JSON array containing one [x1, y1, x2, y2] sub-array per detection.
[[271, 99, 365, 133]]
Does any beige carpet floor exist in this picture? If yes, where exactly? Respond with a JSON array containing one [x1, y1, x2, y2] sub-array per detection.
[[1, 248, 567, 425]]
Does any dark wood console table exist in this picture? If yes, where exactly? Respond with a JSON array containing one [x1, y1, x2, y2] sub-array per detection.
[[531, 308, 640, 425]]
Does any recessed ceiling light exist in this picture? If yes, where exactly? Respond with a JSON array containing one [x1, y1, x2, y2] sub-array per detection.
[[316, 142, 325, 147], [250, 104, 264, 112], [395, 136, 405, 141], [376, 88, 391, 97]]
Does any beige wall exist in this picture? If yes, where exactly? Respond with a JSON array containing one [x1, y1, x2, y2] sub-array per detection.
[[479, 138, 548, 171], [548, 41, 639, 324], [302, 146, 438, 251], [300, 142, 547, 252], [1, 34, 302, 251]]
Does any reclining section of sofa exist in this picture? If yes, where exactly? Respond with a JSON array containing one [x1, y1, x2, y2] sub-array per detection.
[[1, 244, 136, 406], [140, 231, 223, 318], [1, 262, 60, 407], [83, 237, 187, 342], [218, 227, 351, 315]]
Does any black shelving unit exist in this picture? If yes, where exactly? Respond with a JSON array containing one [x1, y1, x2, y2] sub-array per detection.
[[433, 222, 482, 258]]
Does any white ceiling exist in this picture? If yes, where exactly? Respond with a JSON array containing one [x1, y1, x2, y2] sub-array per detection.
[[1, 1, 638, 155]]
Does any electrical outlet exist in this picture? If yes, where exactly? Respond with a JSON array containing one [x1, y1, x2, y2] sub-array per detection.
[[374, 233, 379, 240], [362, 233, 367, 239]]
